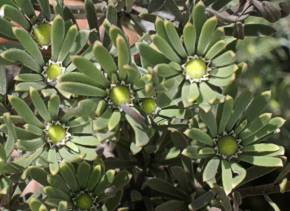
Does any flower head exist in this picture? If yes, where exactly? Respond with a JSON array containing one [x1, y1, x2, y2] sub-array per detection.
[[183, 91, 285, 194], [138, 2, 238, 110], [8, 89, 99, 174]]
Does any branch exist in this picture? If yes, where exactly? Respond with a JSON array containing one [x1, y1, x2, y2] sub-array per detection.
[[238, 181, 290, 199]]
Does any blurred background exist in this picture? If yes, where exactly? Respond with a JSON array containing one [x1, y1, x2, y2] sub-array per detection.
[[235, 14, 290, 211]]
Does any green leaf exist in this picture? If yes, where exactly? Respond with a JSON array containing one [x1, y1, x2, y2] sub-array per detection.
[[15, 82, 46, 91], [224, 24, 276, 37], [181, 82, 200, 107], [14, 0, 35, 18], [48, 94, 60, 120], [199, 110, 217, 137], [1, 49, 41, 72], [243, 117, 285, 145], [156, 200, 186, 211], [60, 72, 104, 88], [137, 42, 169, 68], [0, 65, 6, 95], [3, 113, 17, 155], [243, 143, 280, 153], [152, 35, 181, 63], [37, 0, 51, 20], [57, 201, 68, 211], [191, 191, 215, 210], [108, 111, 121, 131], [1, 4, 30, 29], [13, 147, 43, 167], [51, 15, 65, 61], [218, 96, 233, 134], [164, 20, 187, 57], [155, 17, 168, 42], [183, 22, 196, 56], [239, 155, 283, 167], [109, 26, 126, 47], [170, 166, 190, 191], [192, 1, 207, 37], [24, 124, 42, 136], [30, 88, 51, 122], [87, 164, 102, 191], [59, 162, 79, 191], [197, 17, 218, 55], [200, 82, 224, 104], [72, 56, 109, 87], [226, 91, 252, 131], [8, 96, 43, 127], [48, 148, 59, 175], [143, 178, 187, 200], [0, 17, 14, 39], [184, 128, 213, 146], [47, 174, 69, 191], [221, 160, 233, 195], [231, 163, 246, 188], [205, 40, 227, 60], [212, 51, 236, 67], [70, 136, 100, 146], [29, 198, 43, 211], [126, 114, 152, 149], [13, 28, 44, 65], [203, 157, 220, 185], [44, 186, 70, 201], [117, 35, 131, 79], [211, 64, 238, 78], [25, 166, 48, 186], [240, 113, 272, 140], [77, 161, 91, 189], [85, 0, 98, 29], [244, 91, 271, 122], [57, 82, 106, 97], [93, 41, 117, 75], [15, 73, 43, 82], [58, 25, 78, 62]]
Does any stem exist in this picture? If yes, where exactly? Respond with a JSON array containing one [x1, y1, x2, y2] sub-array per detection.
[[238, 181, 290, 199]]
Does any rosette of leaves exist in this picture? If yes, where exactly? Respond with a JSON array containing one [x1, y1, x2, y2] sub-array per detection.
[[0, 15, 89, 94], [138, 1, 237, 111], [0, 0, 58, 44], [26, 160, 130, 211], [8, 89, 100, 174], [57, 25, 154, 154], [183, 91, 285, 194], [144, 164, 232, 211]]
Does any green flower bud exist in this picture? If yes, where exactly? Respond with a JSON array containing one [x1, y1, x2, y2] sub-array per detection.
[[217, 136, 238, 157], [142, 98, 157, 114], [48, 125, 66, 144], [76, 194, 92, 210], [110, 86, 131, 106], [32, 23, 51, 46], [46, 64, 62, 81], [185, 59, 207, 80]]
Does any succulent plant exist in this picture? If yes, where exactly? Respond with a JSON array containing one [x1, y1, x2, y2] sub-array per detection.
[[26, 160, 130, 211], [183, 91, 285, 194], [7, 89, 99, 174], [138, 2, 238, 111], [0, 0, 289, 210], [0, 15, 89, 95]]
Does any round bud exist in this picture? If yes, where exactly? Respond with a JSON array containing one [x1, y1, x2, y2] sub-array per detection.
[[46, 64, 62, 81], [185, 59, 207, 80], [142, 98, 157, 114], [217, 136, 238, 157], [32, 23, 51, 46], [110, 86, 131, 106], [47, 125, 66, 144], [76, 194, 92, 210]]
